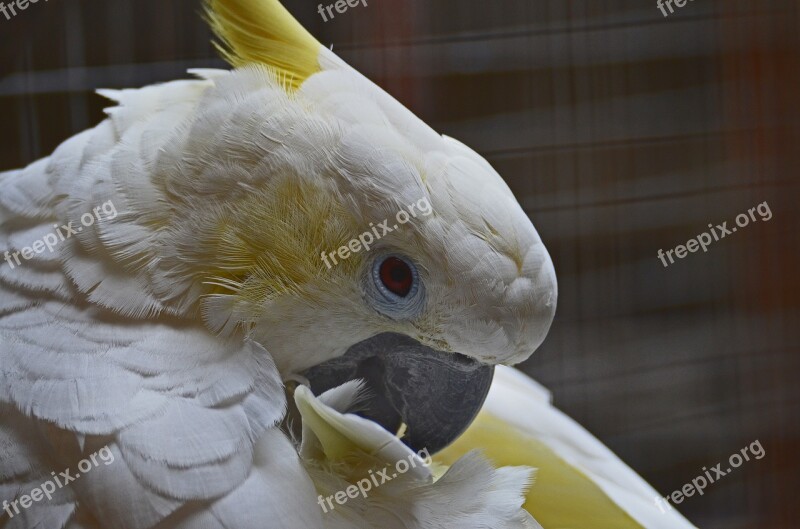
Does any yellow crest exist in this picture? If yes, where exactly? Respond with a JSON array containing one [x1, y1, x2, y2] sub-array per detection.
[[204, 0, 323, 90]]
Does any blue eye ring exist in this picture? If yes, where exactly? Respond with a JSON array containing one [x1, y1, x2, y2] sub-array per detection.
[[366, 253, 425, 320]]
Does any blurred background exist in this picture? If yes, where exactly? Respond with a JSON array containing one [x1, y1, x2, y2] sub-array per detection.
[[1, 0, 798, 527]]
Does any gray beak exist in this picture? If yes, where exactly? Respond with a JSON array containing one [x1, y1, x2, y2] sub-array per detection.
[[301, 333, 494, 454]]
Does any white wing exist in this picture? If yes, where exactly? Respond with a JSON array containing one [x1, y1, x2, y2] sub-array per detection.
[[0, 299, 324, 529], [0, 74, 323, 529]]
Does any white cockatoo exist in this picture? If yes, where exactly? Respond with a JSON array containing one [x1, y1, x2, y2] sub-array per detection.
[[0, 0, 553, 527], [0, 1, 696, 528]]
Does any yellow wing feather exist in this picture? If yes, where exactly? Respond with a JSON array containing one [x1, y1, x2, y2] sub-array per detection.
[[436, 413, 645, 529], [204, 0, 322, 90]]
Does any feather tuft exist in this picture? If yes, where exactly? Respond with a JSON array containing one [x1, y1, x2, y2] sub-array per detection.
[[204, 0, 322, 91]]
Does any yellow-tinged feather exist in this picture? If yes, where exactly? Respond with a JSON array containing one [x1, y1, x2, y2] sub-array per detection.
[[295, 390, 357, 463], [204, 0, 322, 90], [184, 177, 362, 326], [436, 413, 645, 529], [295, 385, 432, 484]]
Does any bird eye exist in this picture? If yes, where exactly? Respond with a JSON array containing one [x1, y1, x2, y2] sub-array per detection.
[[379, 256, 414, 297], [367, 253, 425, 319]]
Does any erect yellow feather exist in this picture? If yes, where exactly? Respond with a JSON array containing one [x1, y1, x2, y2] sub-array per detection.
[[204, 0, 322, 90]]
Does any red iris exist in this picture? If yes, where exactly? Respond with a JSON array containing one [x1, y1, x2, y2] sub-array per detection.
[[379, 257, 414, 297]]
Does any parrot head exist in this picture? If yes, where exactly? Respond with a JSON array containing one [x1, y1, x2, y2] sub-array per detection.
[[174, 0, 558, 454]]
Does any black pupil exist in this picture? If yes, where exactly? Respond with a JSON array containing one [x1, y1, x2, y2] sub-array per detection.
[[379, 257, 413, 297], [391, 266, 409, 283]]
